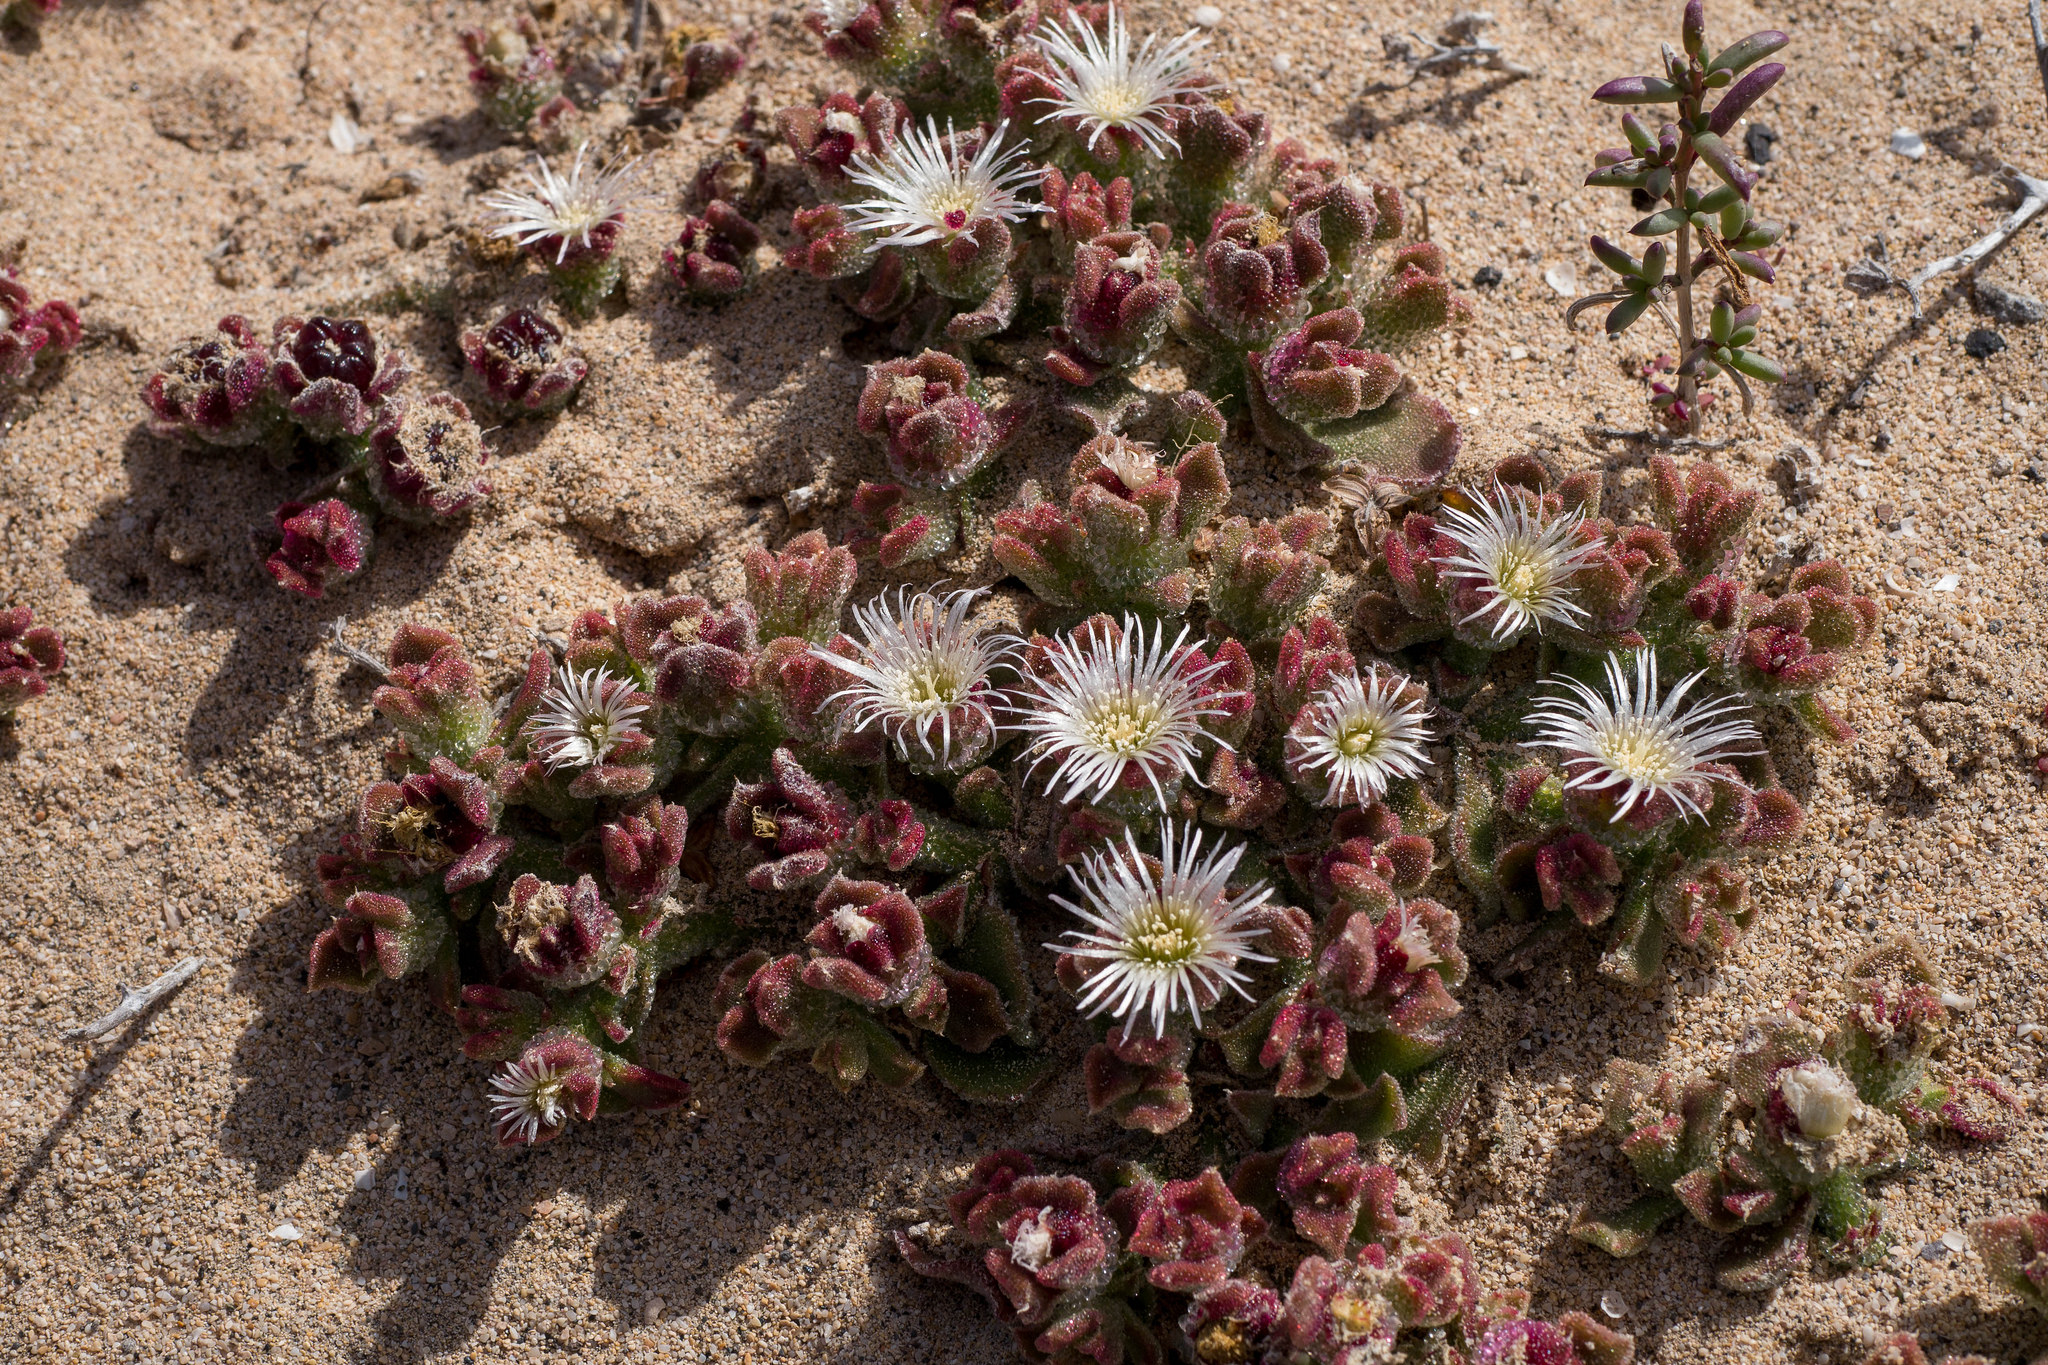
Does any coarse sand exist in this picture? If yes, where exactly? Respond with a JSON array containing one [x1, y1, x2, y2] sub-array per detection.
[[1, 0, 2045, 1362]]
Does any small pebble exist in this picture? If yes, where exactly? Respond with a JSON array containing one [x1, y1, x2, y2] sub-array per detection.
[[1190, 4, 1223, 26], [1598, 1291, 1629, 1318], [1473, 264, 1504, 288], [1941, 1229, 1968, 1252], [1938, 991, 1975, 1011], [1890, 127, 1926, 159], [1976, 280, 2046, 325], [353, 1168, 376, 1191], [1542, 263, 1577, 296], [1744, 122, 1778, 164], [1919, 1240, 1950, 1261], [643, 1296, 666, 1325], [1962, 328, 2006, 358], [1271, 52, 1292, 74], [269, 1222, 302, 1241]]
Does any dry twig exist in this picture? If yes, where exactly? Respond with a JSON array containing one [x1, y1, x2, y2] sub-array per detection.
[[1383, 12, 1537, 82], [60, 957, 206, 1042], [326, 616, 390, 678]]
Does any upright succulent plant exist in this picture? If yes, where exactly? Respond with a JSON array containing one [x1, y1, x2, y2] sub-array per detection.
[[1574, 938, 2019, 1290], [1567, 0, 1789, 435]]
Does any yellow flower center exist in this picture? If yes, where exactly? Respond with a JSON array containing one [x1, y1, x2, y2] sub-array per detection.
[[1126, 897, 1205, 965], [1336, 718, 1387, 758], [1329, 1292, 1380, 1339], [1084, 694, 1163, 755]]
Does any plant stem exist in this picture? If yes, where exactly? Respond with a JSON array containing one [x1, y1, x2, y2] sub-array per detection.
[[1671, 160, 1699, 440]]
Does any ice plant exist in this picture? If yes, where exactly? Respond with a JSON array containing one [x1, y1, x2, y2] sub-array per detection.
[[1524, 649, 1761, 823], [0, 267, 82, 389], [1024, 6, 1218, 165], [1434, 481, 1605, 645], [525, 666, 651, 773], [818, 586, 1017, 773], [460, 17, 564, 131], [459, 308, 587, 415], [663, 202, 764, 302], [1283, 668, 1433, 808], [487, 1047, 584, 1145], [0, 607, 65, 717], [1567, 0, 1790, 434], [1012, 614, 1232, 815], [142, 316, 282, 448], [843, 117, 1039, 299], [481, 144, 648, 315], [1575, 939, 2014, 1289], [264, 499, 372, 600], [1969, 1211, 2048, 1319], [1049, 820, 1275, 1038], [269, 315, 411, 444], [364, 393, 493, 523]]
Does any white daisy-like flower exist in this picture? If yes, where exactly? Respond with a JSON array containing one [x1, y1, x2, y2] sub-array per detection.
[[1048, 820, 1275, 1038], [1090, 435, 1160, 490], [1523, 649, 1763, 822], [525, 664, 649, 771], [813, 0, 868, 36], [1288, 669, 1434, 807], [487, 1055, 571, 1145], [481, 143, 649, 264], [844, 117, 1041, 248], [1028, 6, 1220, 159], [816, 586, 1019, 769], [1013, 615, 1230, 810], [1434, 482, 1606, 642]]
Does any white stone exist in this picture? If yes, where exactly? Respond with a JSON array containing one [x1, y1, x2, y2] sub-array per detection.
[[1191, 5, 1223, 26], [353, 1168, 376, 1192], [1543, 263, 1577, 296], [1889, 128, 1925, 159]]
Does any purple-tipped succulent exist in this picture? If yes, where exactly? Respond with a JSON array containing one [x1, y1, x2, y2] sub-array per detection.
[[663, 201, 764, 302], [806, 0, 928, 81], [268, 315, 410, 444], [777, 92, 909, 196], [1970, 1212, 2048, 1319], [364, 393, 492, 523], [308, 888, 452, 994], [1045, 230, 1181, 386], [460, 17, 563, 130], [1039, 167, 1134, 259], [0, 606, 65, 717], [1191, 202, 1330, 348], [459, 308, 587, 415], [856, 349, 1025, 489], [1254, 309, 1403, 427], [742, 530, 858, 643], [264, 498, 371, 600], [724, 748, 856, 891], [1207, 512, 1333, 642], [0, 268, 81, 388], [143, 315, 283, 449]]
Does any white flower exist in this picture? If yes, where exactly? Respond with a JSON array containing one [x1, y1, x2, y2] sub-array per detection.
[[481, 143, 649, 264], [813, 0, 868, 36], [488, 1055, 571, 1145], [844, 117, 1041, 247], [1389, 908, 1442, 971], [1434, 482, 1606, 642], [1013, 615, 1230, 810], [1029, 6, 1219, 159], [525, 665, 649, 771], [817, 586, 1018, 769], [1048, 820, 1275, 1038], [1090, 435, 1160, 490], [1287, 668, 1433, 807], [1777, 1059, 1858, 1139], [1523, 649, 1763, 821]]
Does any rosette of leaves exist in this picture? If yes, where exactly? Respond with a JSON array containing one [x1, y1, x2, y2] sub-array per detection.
[[1574, 939, 2018, 1290], [712, 866, 1051, 1099]]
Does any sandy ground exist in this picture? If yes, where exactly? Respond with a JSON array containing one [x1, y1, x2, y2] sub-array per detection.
[[1, 0, 2045, 1361]]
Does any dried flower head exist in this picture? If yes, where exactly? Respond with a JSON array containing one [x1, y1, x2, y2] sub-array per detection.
[[525, 665, 650, 772], [1286, 668, 1434, 807], [1050, 820, 1275, 1037], [844, 117, 1040, 248], [487, 1053, 573, 1145], [1028, 7, 1218, 159], [812, 0, 866, 34], [1015, 616, 1231, 810], [817, 586, 1018, 772], [1524, 649, 1762, 821], [1777, 1058, 1857, 1139], [481, 144, 648, 264], [1434, 482, 1604, 642]]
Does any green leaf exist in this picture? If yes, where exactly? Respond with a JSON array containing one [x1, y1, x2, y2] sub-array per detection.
[[1571, 1193, 1686, 1257], [1585, 164, 1651, 189], [1708, 30, 1790, 76], [1629, 208, 1685, 237], [1696, 184, 1740, 214], [922, 1034, 1060, 1103], [1603, 293, 1652, 337], [1314, 1071, 1408, 1145], [1708, 301, 1734, 343], [1726, 349, 1783, 383], [1588, 235, 1642, 278]]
